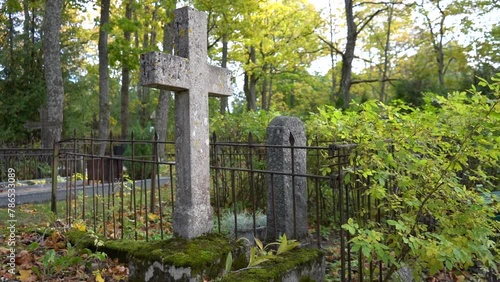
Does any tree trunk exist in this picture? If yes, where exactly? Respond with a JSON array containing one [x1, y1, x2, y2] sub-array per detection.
[[244, 46, 257, 111], [98, 0, 111, 154], [380, 4, 393, 103], [42, 0, 64, 148], [437, 15, 445, 89], [22, 0, 30, 63], [328, 0, 337, 103], [340, 0, 356, 109], [154, 1, 175, 160], [266, 77, 273, 111], [120, 0, 133, 139], [139, 5, 153, 128], [7, 11, 14, 65], [261, 64, 268, 111], [219, 35, 229, 114]]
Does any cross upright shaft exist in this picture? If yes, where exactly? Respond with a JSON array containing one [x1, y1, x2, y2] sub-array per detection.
[[140, 7, 231, 239]]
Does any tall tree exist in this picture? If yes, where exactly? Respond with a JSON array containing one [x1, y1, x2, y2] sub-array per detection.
[[120, 0, 134, 139], [42, 0, 64, 148], [98, 0, 110, 153], [234, 0, 323, 111], [154, 0, 176, 160], [321, 1, 386, 108]]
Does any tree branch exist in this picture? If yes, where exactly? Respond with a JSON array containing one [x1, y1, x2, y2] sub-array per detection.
[[356, 8, 387, 36], [318, 35, 344, 56], [351, 78, 398, 85]]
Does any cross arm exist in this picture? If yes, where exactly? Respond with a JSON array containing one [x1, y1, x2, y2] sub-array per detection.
[[140, 51, 232, 97], [140, 52, 190, 91], [208, 66, 232, 97]]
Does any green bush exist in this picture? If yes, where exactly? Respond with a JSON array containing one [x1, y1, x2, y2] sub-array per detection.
[[306, 75, 500, 279]]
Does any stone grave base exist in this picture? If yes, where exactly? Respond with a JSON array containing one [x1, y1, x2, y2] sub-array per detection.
[[67, 231, 325, 282]]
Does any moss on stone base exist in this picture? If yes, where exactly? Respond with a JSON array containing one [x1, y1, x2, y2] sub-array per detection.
[[221, 248, 324, 282], [66, 230, 235, 279], [66, 230, 324, 281]]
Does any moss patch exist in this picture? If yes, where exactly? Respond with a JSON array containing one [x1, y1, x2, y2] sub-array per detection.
[[67, 230, 235, 279], [131, 233, 232, 272], [221, 248, 324, 282]]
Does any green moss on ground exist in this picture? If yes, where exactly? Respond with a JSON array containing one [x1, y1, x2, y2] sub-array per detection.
[[221, 248, 324, 282]]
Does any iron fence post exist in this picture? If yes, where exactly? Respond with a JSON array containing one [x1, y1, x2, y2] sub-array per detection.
[[51, 142, 59, 214]]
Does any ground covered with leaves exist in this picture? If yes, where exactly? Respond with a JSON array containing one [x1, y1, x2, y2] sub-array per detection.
[[0, 204, 129, 282]]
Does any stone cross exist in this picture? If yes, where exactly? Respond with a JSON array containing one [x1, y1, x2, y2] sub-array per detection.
[[266, 116, 308, 241], [24, 107, 60, 148], [140, 7, 232, 239]]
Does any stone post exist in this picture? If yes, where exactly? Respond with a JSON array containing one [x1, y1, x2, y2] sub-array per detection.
[[266, 116, 307, 241]]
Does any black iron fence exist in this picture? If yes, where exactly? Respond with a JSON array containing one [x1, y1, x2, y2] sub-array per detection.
[[0, 148, 54, 182], [1, 134, 395, 281]]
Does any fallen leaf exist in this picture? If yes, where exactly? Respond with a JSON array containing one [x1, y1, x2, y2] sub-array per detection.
[[0, 247, 10, 255], [16, 250, 32, 268], [17, 269, 35, 282], [148, 213, 159, 221], [94, 271, 105, 282]]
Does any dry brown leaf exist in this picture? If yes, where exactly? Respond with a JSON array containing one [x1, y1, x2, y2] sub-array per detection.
[[16, 250, 32, 268], [17, 269, 36, 282]]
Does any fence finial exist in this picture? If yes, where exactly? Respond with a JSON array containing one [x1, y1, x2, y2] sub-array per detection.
[[289, 132, 295, 147]]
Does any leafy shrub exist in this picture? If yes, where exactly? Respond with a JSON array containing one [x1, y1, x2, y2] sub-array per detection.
[[210, 110, 281, 142], [307, 75, 500, 279]]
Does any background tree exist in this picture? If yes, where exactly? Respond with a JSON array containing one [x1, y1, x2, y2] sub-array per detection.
[[232, 0, 323, 111], [42, 0, 64, 148], [154, 0, 176, 160], [98, 0, 110, 153]]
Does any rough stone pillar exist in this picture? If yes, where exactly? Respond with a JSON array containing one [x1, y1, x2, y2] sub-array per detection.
[[266, 116, 307, 241]]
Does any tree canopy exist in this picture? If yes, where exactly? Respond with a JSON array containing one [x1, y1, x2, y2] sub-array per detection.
[[0, 0, 497, 141]]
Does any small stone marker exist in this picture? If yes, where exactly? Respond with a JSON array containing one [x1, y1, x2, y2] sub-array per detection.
[[140, 7, 232, 239], [266, 116, 308, 241]]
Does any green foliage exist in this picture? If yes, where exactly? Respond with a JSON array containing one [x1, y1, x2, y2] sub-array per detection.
[[246, 234, 300, 267], [210, 110, 281, 142], [307, 75, 500, 279], [225, 233, 300, 272], [40, 242, 107, 276], [123, 123, 154, 179]]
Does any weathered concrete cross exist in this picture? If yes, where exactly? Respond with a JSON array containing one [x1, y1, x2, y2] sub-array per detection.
[[140, 7, 232, 239]]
